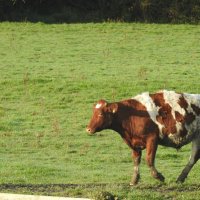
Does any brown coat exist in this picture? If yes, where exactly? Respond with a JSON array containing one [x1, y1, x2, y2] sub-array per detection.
[[87, 90, 200, 184]]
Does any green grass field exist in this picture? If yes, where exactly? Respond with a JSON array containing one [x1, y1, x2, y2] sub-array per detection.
[[0, 22, 200, 199]]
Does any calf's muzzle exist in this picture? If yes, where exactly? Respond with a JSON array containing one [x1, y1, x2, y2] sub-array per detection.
[[86, 127, 95, 134]]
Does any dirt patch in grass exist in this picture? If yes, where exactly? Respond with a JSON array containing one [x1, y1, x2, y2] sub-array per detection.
[[0, 183, 200, 193]]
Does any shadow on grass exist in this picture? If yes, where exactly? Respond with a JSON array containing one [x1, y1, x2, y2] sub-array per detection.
[[0, 183, 200, 192]]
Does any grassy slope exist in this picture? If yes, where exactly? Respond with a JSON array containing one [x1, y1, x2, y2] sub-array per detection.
[[0, 22, 200, 199]]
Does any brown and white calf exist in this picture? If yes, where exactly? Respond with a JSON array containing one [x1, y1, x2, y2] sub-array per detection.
[[86, 90, 200, 185]]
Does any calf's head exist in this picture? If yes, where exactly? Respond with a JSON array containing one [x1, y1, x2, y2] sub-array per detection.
[[86, 99, 118, 134]]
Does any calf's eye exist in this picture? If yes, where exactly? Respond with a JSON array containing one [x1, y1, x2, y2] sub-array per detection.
[[98, 113, 103, 117]]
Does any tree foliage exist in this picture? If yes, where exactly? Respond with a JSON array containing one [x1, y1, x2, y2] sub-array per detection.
[[0, 0, 200, 23]]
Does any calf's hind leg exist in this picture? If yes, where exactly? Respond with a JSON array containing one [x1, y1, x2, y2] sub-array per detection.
[[176, 136, 200, 183]]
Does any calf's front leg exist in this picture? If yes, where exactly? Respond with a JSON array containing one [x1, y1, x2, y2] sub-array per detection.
[[130, 150, 142, 185], [146, 135, 165, 182]]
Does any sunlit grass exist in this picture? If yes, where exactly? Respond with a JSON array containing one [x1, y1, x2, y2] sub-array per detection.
[[0, 22, 200, 199]]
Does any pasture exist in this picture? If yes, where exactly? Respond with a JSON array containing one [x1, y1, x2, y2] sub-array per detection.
[[0, 22, 200, 199]]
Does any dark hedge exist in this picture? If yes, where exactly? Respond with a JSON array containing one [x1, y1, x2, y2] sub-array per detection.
[[0, 0, 200, 23]]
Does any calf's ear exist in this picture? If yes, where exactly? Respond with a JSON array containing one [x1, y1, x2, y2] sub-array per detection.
[[95, 99, 108, 109]]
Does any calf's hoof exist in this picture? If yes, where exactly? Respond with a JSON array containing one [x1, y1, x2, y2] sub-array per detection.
[[152, 172, 165, 182], [157, 172, 165, 182], [176, 176, 186, 184], [130, 174, 140, 186], [130, 182, 138, 186]]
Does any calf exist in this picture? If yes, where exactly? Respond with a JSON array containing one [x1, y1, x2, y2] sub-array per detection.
[[86, 90, 200, 185]]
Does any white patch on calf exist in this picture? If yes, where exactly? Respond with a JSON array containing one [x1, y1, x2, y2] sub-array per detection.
[[133, 92, 164, 137], [183, 93, 200, 114], [183, 93, 200, 133], [95, 103, 102, 109], [163, 90, 186, 119], [176, 121, 183, 134]]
